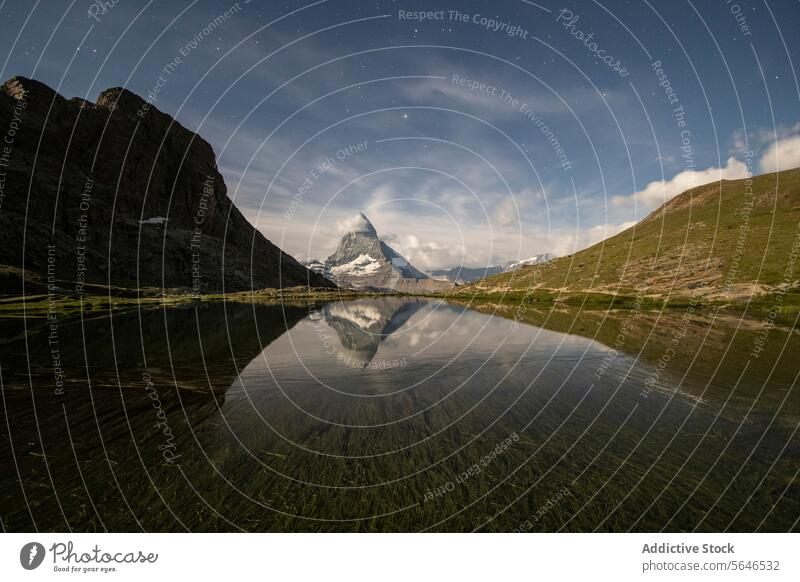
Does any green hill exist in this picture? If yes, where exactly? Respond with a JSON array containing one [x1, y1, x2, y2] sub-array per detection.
[[460, 167, 800, 303]]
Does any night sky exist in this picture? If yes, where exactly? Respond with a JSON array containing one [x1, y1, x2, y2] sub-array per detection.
[[2, 0, 799, 270]]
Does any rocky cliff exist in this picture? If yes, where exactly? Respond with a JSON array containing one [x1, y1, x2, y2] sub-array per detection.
[[0, 76, 333, 293]]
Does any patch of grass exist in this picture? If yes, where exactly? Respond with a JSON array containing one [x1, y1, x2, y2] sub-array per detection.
[[0, 285, 383, 317], [442, 288, 672, 309]]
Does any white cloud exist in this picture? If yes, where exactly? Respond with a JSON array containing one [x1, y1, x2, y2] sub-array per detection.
[[756, 122, 800, 144], [493, 197, 521, 227], [730, 128, 750, 156], [759, 135, 800, 173], [730, 123, 800, 163], [336, 213, 373, 234], [612, 157, 749, 213], [381, 233, 466, 271]]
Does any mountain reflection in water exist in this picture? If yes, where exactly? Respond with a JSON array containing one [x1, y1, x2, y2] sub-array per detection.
[[319, 297, 426, 368], [0, 297, 797, 532]]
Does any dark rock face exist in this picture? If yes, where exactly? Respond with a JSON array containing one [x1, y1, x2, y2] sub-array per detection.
[[0, 76, 333, 293]]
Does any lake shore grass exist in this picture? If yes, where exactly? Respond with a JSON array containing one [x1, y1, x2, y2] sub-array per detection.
[[436, 287, 800, 312], [0, 285, 378, 317], [2, 282, 799, 319]]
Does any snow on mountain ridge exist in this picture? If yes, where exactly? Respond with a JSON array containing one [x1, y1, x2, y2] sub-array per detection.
[[330, 253, 382, 277], [430, 254, 555, 283], [504, 253, 554, 271]]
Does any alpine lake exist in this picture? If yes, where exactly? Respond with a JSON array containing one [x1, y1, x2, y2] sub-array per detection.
[[1, 296, 798, 532]]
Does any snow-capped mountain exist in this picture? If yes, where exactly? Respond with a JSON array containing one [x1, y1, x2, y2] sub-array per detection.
[[323, 213, 452, 292], [429, 265, 505, 285], [302, 259, 328, 277], [430, 254, 555, 284], [503, 253, 554, 272]]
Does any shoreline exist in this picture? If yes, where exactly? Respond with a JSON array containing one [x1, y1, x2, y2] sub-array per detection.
[[2, 284, 797, 319]]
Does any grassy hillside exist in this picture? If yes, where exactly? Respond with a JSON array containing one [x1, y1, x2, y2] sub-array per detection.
[[461, 167, 800, 303]]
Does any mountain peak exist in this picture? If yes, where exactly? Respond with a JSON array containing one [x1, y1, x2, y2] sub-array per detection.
[[349, 212, 377, 236], [96, 86, 149, 112], [2, 76, 64, 109], [325, 213, 452, 292]]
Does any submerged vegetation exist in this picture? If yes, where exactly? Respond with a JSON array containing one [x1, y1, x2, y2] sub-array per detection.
[[1, 296, 797, 532]]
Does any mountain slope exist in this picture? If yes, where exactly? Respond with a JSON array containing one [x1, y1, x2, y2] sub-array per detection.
[[463, 167, 800, 301], [0, 76, 332, 293], [324, 213, 452, 292]]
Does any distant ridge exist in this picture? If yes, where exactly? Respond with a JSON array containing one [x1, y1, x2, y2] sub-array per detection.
[[431, 253, 554, 284]]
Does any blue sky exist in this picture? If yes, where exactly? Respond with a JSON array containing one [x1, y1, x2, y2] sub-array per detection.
[[2, 0, 799, 270]]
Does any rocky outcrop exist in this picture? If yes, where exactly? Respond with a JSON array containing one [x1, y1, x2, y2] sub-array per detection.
[[0, 76, 333, 293]]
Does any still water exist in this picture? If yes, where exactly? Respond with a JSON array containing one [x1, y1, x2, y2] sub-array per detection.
[[0, 297, 797, 531]]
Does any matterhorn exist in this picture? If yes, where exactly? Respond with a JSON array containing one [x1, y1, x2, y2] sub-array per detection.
[[321, 213, 452, 293]]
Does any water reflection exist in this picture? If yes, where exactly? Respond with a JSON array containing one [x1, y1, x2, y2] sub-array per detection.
[[0, 297, 797, 532], [319, 297, 426, 367]]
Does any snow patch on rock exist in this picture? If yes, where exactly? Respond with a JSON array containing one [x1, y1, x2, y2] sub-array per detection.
[[504, 253, 554, 271], [139, 216, 168, 225], [330, 254, 381, 277]]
